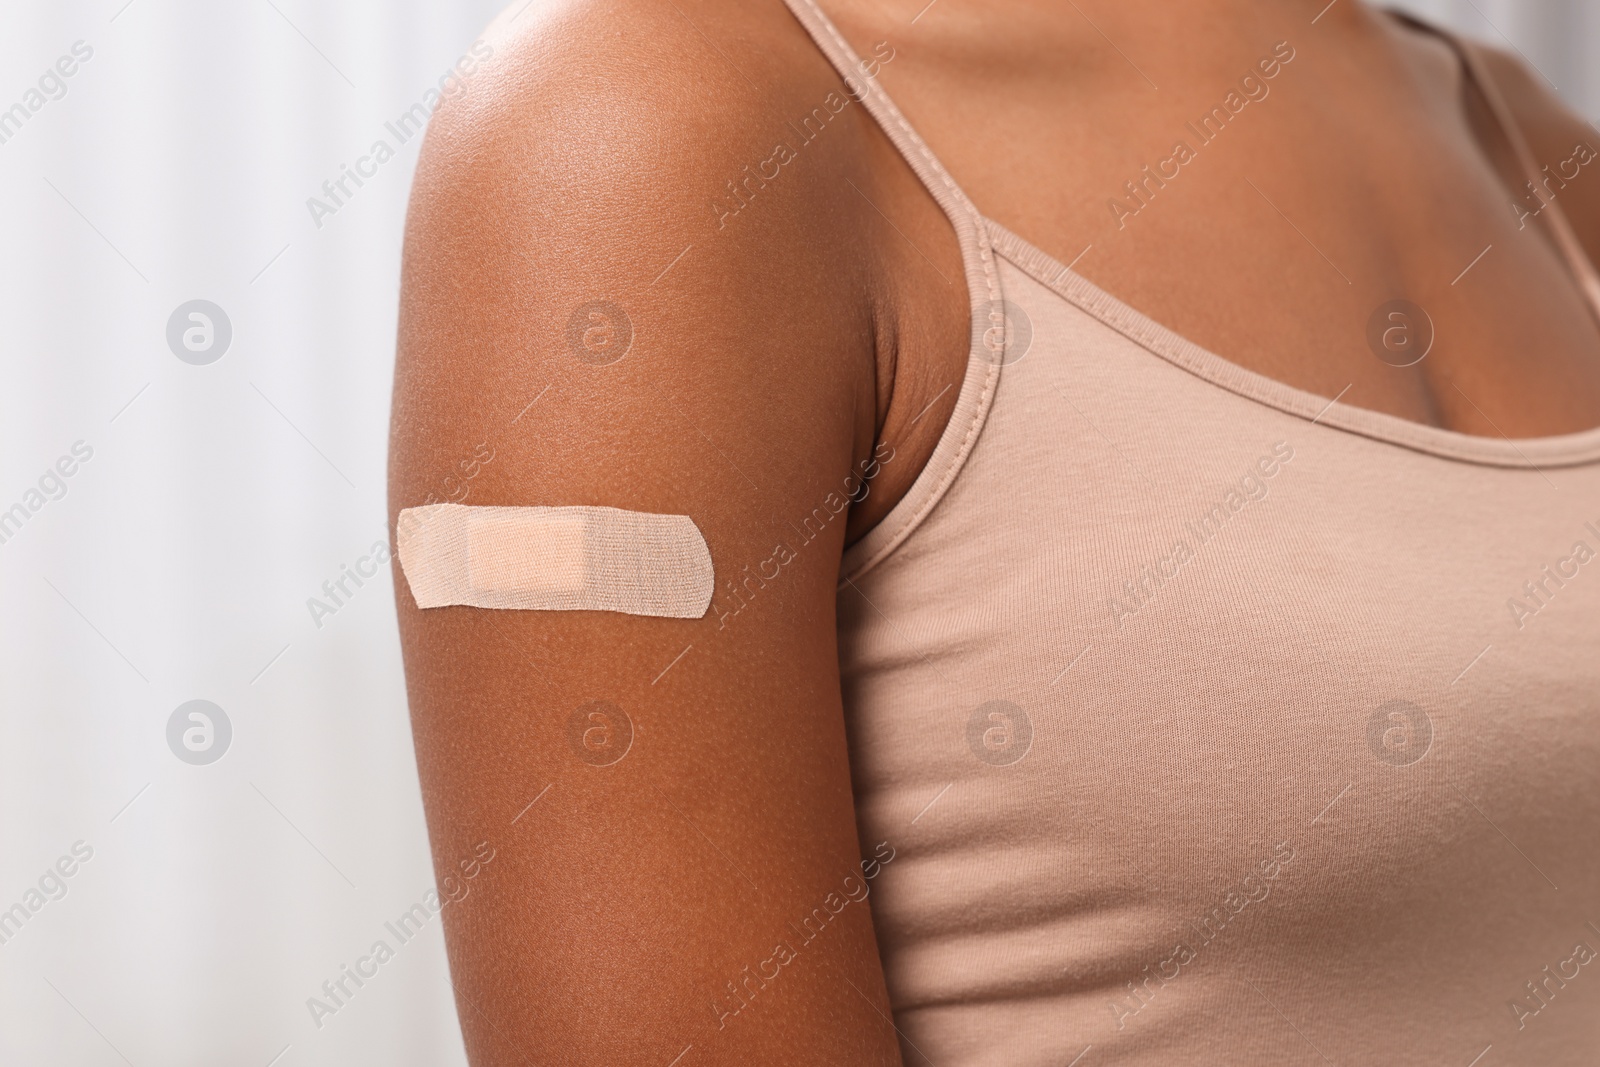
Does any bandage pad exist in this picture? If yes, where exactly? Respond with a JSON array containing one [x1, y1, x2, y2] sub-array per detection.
[[397, 504, 713, 619]]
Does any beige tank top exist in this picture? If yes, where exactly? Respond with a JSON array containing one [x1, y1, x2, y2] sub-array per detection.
[[776, 1, 1600, 1063]]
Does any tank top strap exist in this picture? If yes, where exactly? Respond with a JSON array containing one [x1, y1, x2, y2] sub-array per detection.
[[1392, 11, 1600, 325], [778, 0, 994, 282], [779, 0, 1009, 582]]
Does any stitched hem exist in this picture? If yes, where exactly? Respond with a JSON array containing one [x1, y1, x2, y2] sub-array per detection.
[[986, 217, 1600, 469]]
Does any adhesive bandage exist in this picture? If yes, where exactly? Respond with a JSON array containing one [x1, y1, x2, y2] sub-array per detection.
[[396, 504, 713, 618]]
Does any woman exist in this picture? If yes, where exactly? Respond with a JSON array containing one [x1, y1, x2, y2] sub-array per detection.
[[389, 0, 1600, 1062]]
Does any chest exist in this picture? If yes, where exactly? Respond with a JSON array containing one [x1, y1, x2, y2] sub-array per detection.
[[872, 25, 1600, 436]]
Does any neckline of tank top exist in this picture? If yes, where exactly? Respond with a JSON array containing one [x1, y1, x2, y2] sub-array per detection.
[[984, 216, 1600, 469], [778, 0, 1600, 472]]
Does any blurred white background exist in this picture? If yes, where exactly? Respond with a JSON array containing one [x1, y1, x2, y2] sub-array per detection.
[[0, 1, 1593, 1064]]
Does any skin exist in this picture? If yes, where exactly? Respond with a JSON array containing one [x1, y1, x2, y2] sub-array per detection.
[[827, 0, 1600, 437], [388, 0, 1600, 1062]]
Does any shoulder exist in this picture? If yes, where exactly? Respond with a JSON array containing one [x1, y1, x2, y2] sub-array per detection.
[[1385, 11, 1600, 268], [403, 0, 885, 293], [1461, 36, 1600, 264], [1465, 37, 1591, 151], [394, 0, 899, 448], [394, 0, 968, 541], [389, 0, 900, 534]]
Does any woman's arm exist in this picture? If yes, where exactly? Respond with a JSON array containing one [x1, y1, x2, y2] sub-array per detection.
[[388, 1, 906, 1062]]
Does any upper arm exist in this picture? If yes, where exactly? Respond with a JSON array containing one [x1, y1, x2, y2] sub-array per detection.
[[388, 1, 903, 1061]]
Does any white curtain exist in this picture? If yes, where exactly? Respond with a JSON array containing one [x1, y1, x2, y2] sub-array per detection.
[[0, 1, 500, 1064], [0, 1, 1593, 1064]]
